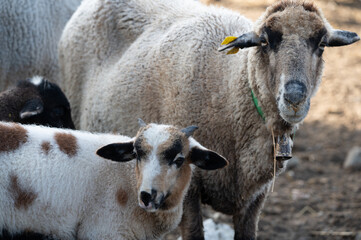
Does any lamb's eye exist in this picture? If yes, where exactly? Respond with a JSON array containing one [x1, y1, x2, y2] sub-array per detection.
[[134, 148, 145, 161], [173, 153, 185, 168]]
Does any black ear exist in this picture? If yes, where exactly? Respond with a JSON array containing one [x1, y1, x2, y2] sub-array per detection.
[[20, 99, 44, 119], [328, 30, 360, 47], [218, 32, 261, 52], [189, 147, 228, 170], [96, 142, 135, 162]]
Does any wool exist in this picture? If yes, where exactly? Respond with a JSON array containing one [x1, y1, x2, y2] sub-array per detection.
[[0, 0, 81, 90], [59, 0, 359, 239]]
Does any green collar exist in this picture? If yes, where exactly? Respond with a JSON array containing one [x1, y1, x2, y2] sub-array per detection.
[[251, 89, 265, 122]]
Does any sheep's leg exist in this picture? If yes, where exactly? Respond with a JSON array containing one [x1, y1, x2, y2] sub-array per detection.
[[233, 190, 267, 240], [179, 191, 204, 240]]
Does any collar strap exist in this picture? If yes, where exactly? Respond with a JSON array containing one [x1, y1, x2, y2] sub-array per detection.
[[251, 89, 265, 122]]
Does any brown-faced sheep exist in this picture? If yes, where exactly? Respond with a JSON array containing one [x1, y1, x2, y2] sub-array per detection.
[[0, 120, 227, 240], [58, 0, 359, 239]]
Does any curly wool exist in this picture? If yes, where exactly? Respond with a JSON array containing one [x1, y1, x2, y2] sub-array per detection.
[[0, 0, 81, 90]]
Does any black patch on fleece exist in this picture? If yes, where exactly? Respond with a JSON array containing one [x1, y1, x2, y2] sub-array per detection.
[[163, 138, 183, 164]]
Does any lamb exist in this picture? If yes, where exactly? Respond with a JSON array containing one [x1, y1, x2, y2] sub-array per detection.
[[58, 0, 359, 239], [0, 0, 81, 90], [0, 120, 227, 240], [0, 76, 75, 129], [0, 75, 75, 240]]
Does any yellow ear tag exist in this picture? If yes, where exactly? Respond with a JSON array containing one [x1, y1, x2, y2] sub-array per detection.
[[226, 47, 239, 55], [221, 36, 238, 45]]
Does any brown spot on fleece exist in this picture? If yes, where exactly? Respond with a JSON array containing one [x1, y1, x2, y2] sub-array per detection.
[[41, 141, 51, 155], [9, 174, 37, 209], [0, 123, 28, 152], [54, 132, 78, 157], [116, 188, 128, 207]]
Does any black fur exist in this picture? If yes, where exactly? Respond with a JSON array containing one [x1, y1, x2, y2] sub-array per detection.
[[1, 229, 57, 240], [0, 77, 75, 129], [96, 142, 136, 162], [20, 78, 75, 129], [163, 138, 183, 164], [263, 27, 283, 52]]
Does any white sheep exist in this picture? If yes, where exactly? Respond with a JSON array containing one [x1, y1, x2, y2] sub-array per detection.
[[0, 0, 81, 90], [58, 0, 359, 239], [0, 120, 227, 240]]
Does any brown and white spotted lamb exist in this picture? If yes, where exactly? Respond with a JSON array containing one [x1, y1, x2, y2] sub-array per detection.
[[59, 0, 359, 239], [0, 120, 227, 240]]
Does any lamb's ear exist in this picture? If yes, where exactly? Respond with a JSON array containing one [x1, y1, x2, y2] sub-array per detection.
[[20, 99, 44, 119], [138, 118, 146, 127], [96, 141, 135, 162], [328, 30, 360, 47], [218, 32, 261, 54], [188, 138, 228, 170], [181, 125, 198, 137]]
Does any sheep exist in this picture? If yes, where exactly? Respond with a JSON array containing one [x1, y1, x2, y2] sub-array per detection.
[[0, 76, 75, 129], [58, 0, 360, 239], [0, 75, 75, 240], [0, 0, 82, 90], [0, 120, 228, 240]]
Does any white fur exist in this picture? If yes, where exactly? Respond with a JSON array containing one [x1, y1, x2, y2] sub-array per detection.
[[0, 122, 205, 239], [29, 76, 43, 86], [140, 124, 171, 193]]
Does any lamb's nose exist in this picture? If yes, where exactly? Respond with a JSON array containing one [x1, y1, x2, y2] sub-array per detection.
[[140, 191, 152, 207], [284, 80, 307, 105]]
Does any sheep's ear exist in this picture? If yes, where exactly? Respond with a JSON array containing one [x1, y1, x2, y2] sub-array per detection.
[[218, 32, 261, 54], [328, 30, 360, 47], [188, 138, 228, 170], [96, 141, 135, 162], [181, 125, 198, 137], [20, 99, 44, 119], [138, 118, 147, 127]]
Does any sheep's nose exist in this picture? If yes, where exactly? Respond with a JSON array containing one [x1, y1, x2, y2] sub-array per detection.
[[284, 80, 307, 106], [140, 191, 152, 207]]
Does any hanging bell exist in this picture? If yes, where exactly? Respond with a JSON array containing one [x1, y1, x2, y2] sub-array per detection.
[[275, 134, 292, 161]]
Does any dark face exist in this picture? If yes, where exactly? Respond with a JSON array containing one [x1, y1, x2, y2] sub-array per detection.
[[259, 6, 326, 124], [21, 79, 75, 129], [218, 1, 359, 125]]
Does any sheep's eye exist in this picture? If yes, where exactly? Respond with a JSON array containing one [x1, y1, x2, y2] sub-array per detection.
[[319, 41, 327, 51], [134, 148, 145, 161], [260, 37, 268, 47], [173, 156, 185, 168]]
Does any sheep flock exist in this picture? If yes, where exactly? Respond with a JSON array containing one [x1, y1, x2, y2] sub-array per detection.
[[1, 0, 360, 239]]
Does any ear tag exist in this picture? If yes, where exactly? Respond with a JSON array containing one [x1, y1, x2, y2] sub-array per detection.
[[221, 36, 238, 45], [221, 36, 240, 55], [226, 47, 239, 55]]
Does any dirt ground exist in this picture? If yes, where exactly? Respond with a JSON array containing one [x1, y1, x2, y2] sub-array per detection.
[[168, 0, 361, 239]]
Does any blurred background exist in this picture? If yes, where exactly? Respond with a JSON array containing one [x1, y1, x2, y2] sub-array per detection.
[[170, 0, 361, 239]]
